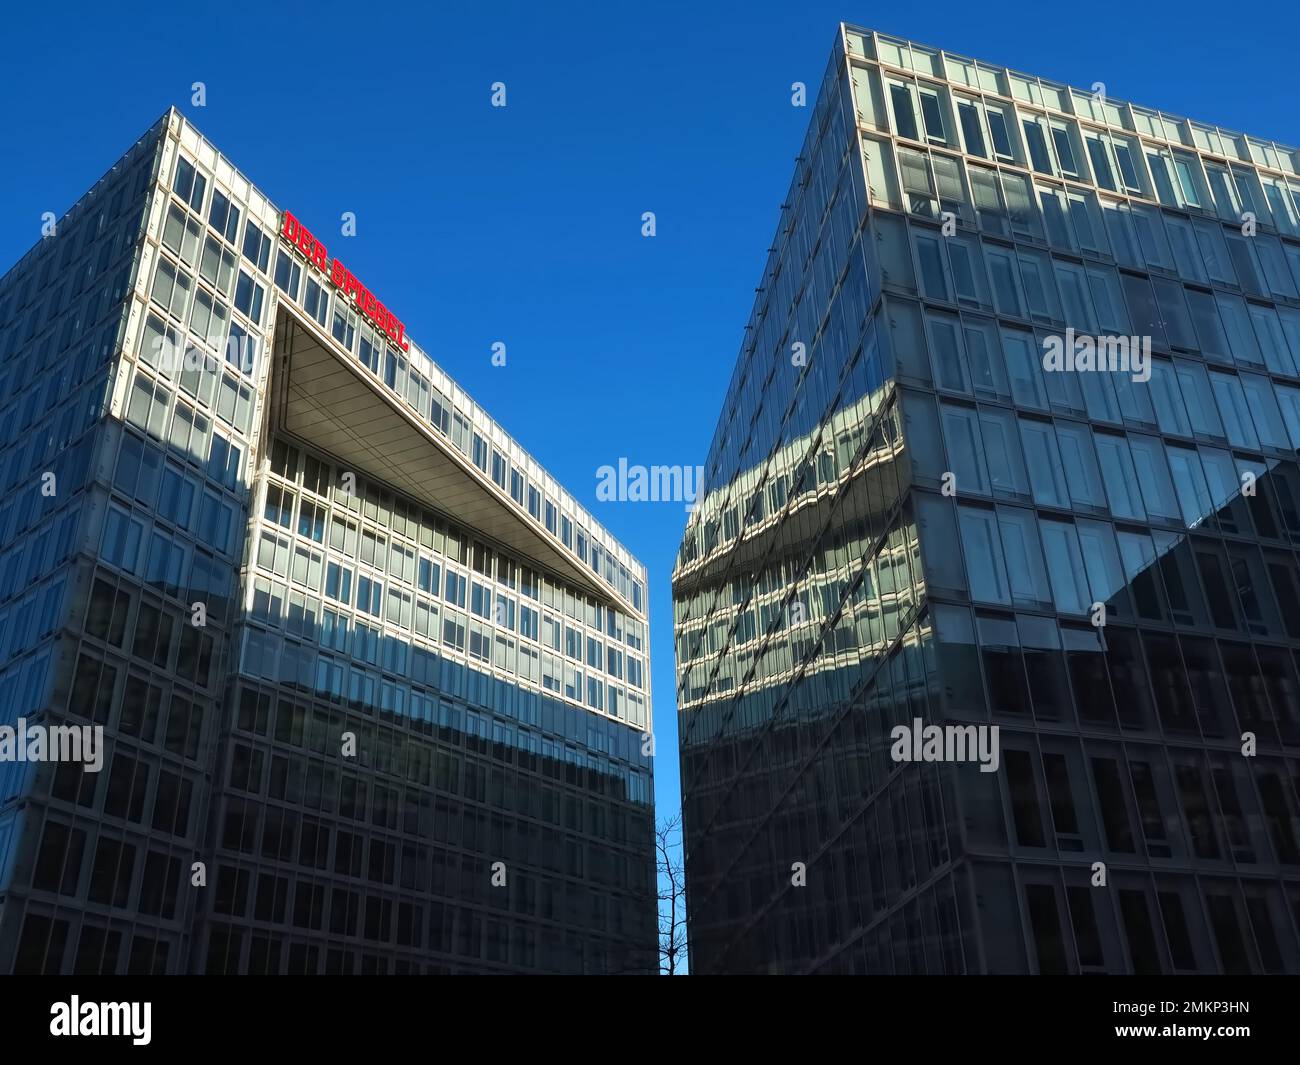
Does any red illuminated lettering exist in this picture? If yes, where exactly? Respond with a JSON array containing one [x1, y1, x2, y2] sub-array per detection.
[[280, 210, 411, 353]]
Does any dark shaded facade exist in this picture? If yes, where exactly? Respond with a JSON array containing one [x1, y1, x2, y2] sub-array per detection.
[[673, 24, 1300, 973], [0, 108, 655, 974]]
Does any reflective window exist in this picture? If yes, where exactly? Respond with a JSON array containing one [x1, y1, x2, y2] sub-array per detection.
[[965, 318, 1007, 398], [1003, 328, 1047, 408], [1208, 371, 1259, 449], [1040, 519, 1091, 613], [941, 404, 989, 493], [927, 313, 968, 391], [997, 506, 1052, 608], [1020, 418, 1068, 507], [1055, 421, 1107, 511], [1166, 444, 1214, 527], [958, 505, 1010, 604], [1128, 434, 1182, 524], [1094, 432, 1145, 521], [980, 408, 1029, 498]]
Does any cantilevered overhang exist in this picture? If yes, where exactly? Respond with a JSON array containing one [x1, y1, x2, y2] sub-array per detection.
[[270, 305, 621, 609]]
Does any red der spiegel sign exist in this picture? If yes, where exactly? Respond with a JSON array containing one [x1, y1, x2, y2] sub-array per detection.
[[280, 211, 410, 353]]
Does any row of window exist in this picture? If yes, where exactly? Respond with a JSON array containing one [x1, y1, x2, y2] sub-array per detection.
[[0, 149, 146, 635], [914, 392, 1300, 532], [234, 684, 648, 804], [82, 574, 217, 692], [687, 273, 886, 563], [676, 418, 908, 691], [42, 748, 195, 851], [220, 733, 647, 862], [0, 503, 79, 603], [0, 572, 65, 663], [231, 637, 650, 806], [858, 46, 1300, 221], [676, 505, 919, 717], [0, 142, 152, 339], [1018, 871, 1293, 975], [216, 786, 644, 895], [240, 613, 649, 731], [936, 603, 1300, 748], [203, 908, 641, 974], [111, 425, 242, 562], [0, 215, 135, 402], [266, 442, 646, 648], [255, 518, 642, 681], [15, 904, 640, 975], [150, 231, 261, 376], [0, 325, 116, 468], [887, 290, 1300, 459], [995, 739, 1300, 868], [894, 222, 1300, 363], [259, 444, 646, 660], [64, 648, 208, 764], [858, 30, 1296, 176], [875, 138, 1300, 299], [211, 858, 647, 950], [865, 65, 1300, 228], [707, 143, 865, 493], [930, 487, 1300, 642], [14, 913, 172, 975], [0, 438, 95, 599]]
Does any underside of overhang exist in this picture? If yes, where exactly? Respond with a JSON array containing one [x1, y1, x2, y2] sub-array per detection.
[[269, 305, 618, 608]]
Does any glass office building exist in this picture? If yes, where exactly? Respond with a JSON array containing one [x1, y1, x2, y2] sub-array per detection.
[[0, 108, 655, 974], [674, 24, 1300, 973]]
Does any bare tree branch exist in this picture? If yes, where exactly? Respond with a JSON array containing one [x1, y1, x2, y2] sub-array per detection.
[[656, 813, 687, 975]]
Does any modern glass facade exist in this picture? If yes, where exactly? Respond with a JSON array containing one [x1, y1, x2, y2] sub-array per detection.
[[0, 108, 655, 974], [674, 24, 1300, 974]]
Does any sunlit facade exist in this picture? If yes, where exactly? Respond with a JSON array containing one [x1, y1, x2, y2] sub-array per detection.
[[675, 24, 1300, 973], [0, 108, 655, 974]]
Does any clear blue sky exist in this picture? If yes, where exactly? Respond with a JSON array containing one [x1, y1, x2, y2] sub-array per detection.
[[3, 1, 1298, 828]]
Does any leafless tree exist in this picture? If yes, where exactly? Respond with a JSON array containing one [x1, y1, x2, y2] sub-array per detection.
[[657, 813, 687, 975]]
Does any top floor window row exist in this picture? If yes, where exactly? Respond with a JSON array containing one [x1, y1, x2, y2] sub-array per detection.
[[854, 38, 1297, 175], [854, 67, 1300, 232]]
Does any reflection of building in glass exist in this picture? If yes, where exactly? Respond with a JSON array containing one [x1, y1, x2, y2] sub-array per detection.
[[0, 108, 655, 974], [675, 24, 1300, 974]]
